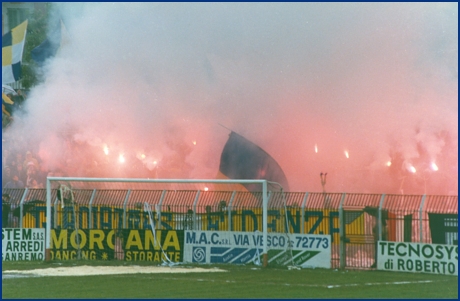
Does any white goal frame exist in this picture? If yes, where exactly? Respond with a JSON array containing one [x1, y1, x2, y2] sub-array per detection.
[[45, 177, 270, 266]]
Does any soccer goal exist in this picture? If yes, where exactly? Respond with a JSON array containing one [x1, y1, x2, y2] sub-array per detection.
[[45, 177, 295, 267]]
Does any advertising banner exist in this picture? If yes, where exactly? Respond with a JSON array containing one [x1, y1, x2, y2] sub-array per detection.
[[16, 203, 362, 245], [50, 229, 184, 262], [2, 228, 45, 261], [184, 230, 331, 268], [377, 241, 458, 276]]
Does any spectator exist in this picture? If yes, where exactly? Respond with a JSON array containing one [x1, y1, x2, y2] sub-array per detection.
[[15, 163, 27, 185], [23, 151, 39, 171], [2, 166, 13, 188], [13, 89, 25, 108], [8, 153, 24, 172], [26, 163, 38, 187], [27, 177, 43, 189], [4, 175, 25, 189], [9, 157, 17, 169]]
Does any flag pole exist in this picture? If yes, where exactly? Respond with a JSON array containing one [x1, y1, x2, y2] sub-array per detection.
[[218, 123, 233, 132]]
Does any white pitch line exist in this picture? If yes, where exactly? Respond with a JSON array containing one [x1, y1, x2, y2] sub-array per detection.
[[152, 277, 444, 289], [324, 280, 435, 289]]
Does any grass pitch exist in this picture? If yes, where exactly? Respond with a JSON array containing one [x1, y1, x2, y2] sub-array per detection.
[[2, 261, 458, 299]]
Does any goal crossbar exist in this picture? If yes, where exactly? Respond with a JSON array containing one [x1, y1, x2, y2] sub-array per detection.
[[45, 177, 270, 266]]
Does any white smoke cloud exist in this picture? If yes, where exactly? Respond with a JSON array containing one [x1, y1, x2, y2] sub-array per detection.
[[3, 2, 458, 194]]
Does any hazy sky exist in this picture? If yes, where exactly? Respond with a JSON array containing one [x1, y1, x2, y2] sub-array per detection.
[[5, 2, 458, 194]]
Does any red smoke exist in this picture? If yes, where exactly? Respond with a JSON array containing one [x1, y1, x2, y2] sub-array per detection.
[[3, 3, 457, 195]]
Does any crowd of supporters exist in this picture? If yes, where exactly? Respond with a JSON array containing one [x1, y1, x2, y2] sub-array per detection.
[[2, 148, 45, 189], [2, 89, 26, 129], [2, 87, 66, 190]]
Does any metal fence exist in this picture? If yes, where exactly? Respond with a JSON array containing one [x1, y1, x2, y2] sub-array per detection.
[[2, 188, 457, 269]]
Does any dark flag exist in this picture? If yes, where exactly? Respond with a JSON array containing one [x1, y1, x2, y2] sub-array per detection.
[[31, 19, 67, 66], [31, 38, 59, 66], [218, 131, 290, 192]]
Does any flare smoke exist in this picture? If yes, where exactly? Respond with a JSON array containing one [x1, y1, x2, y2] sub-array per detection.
[[3, 3, 457, 194]]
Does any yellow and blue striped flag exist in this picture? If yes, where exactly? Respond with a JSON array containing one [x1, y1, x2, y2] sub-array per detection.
[[2, 20, 28, 84]]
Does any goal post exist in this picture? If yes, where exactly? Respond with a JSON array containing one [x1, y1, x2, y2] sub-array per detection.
[[45, 177, 271, 266]]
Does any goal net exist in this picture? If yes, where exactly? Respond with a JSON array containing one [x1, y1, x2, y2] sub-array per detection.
[[45, 177, 294, 267]]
